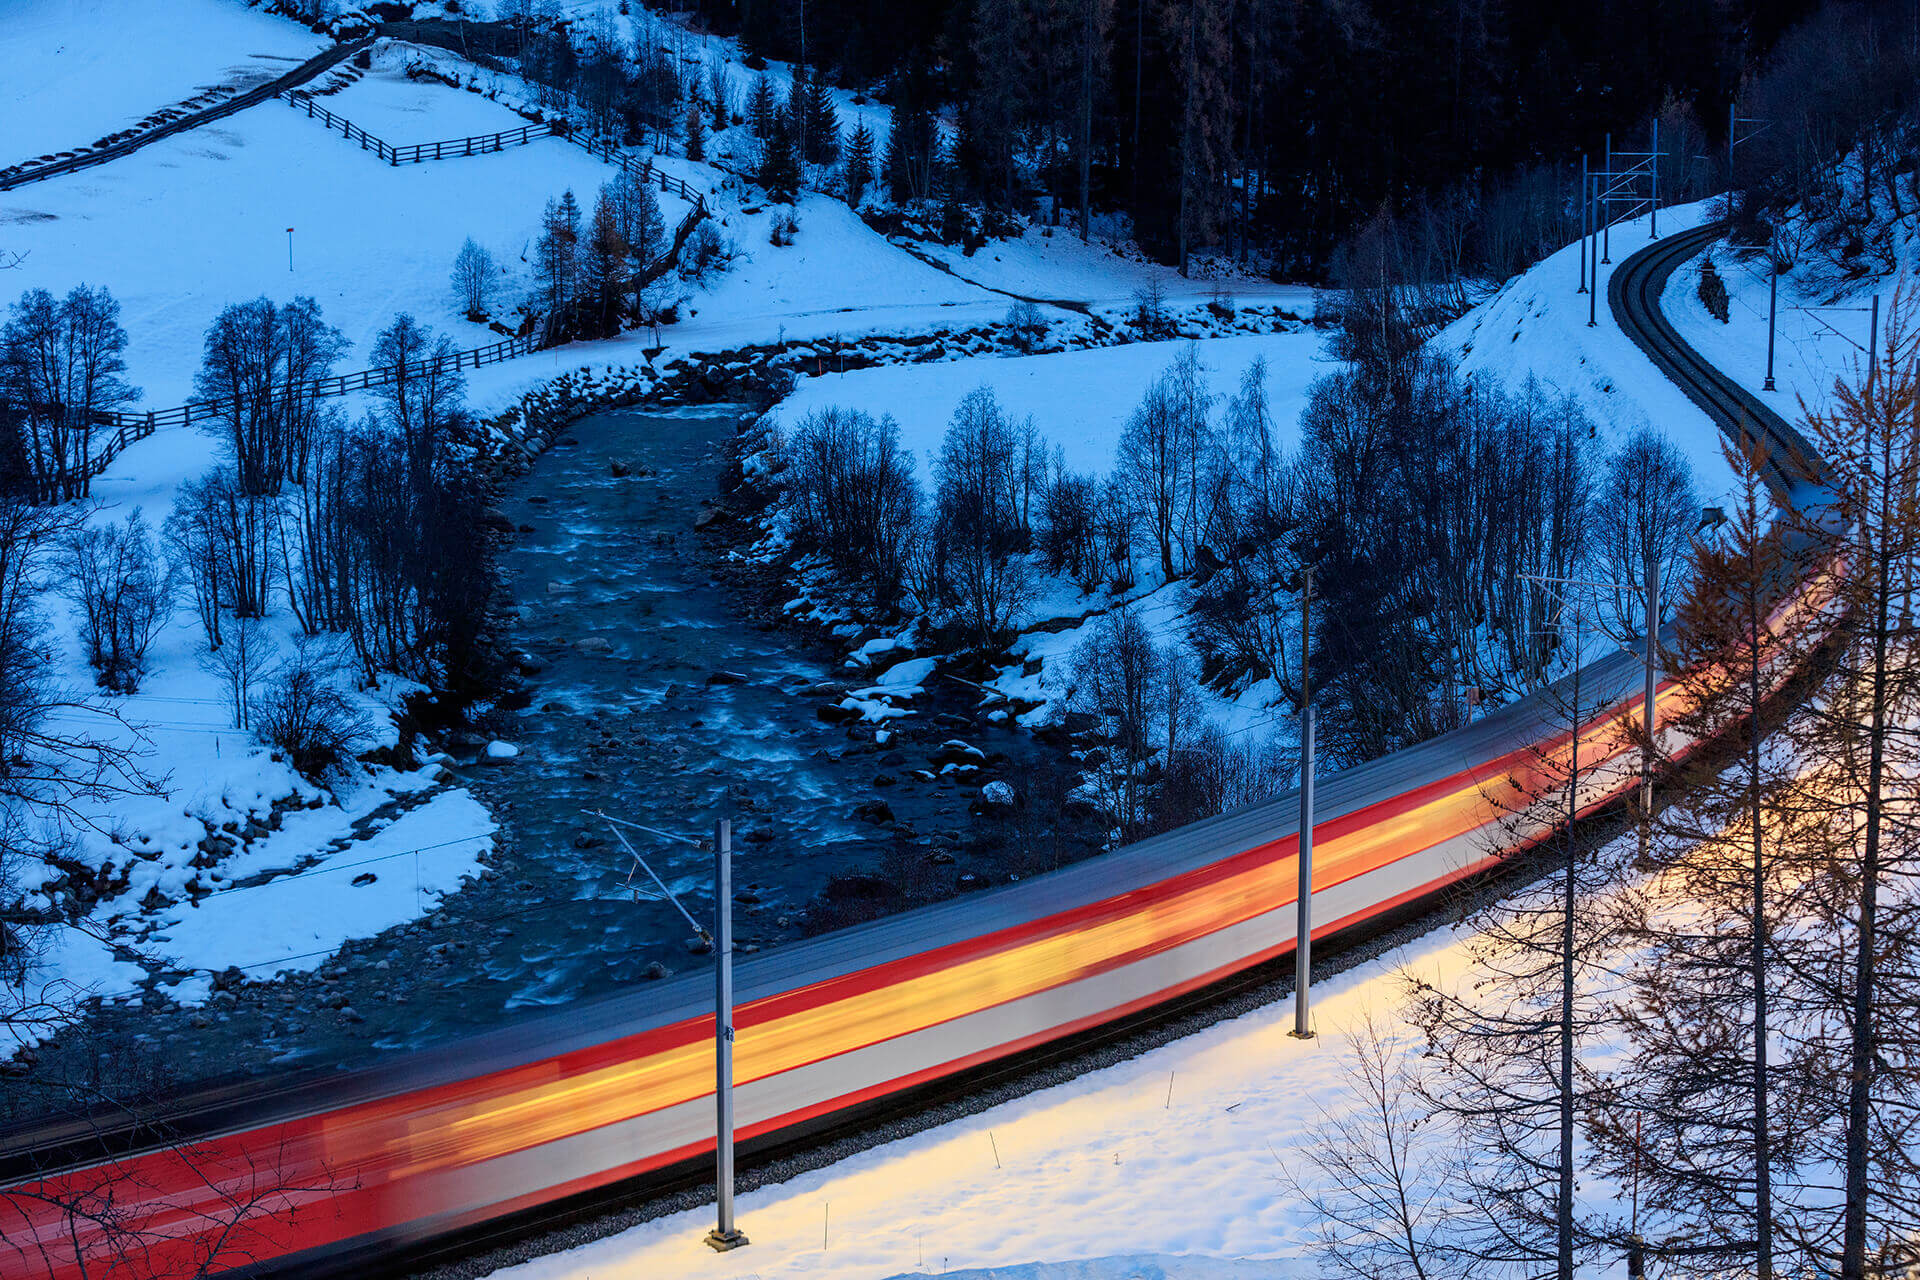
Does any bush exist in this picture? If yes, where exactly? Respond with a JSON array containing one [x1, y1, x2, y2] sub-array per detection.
[[1698, 256, 1730, 323], [1004, 299, 1048, 351], [1130, 280, 1172, 338], [252, 637, 369, 779], [682, 221, 733, 285], [65, 510, 171, 693]]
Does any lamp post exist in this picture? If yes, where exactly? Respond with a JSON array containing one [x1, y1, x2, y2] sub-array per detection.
[[286, 227, 295, 273], [1763, 229, 1779, 392]]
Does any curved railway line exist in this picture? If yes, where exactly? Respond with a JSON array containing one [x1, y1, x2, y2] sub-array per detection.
[[0, 222, 1831, 1279]]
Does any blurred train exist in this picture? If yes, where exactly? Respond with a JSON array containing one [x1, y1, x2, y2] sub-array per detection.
[[0, 222, 1831, 1279]]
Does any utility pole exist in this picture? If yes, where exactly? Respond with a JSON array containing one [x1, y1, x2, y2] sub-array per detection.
[[1764, 230, 1779, 391], [1602, 132, 1613, 264], [707, 817, 747, 1252], [1639, 548, 1659, 866], [1588, 175, 1599, 328], [1291, 565, 1316, 1041], [1870, 293, 1881, 388], [1578, 155, 1589, 295], [1649, 117, 1659, 240]]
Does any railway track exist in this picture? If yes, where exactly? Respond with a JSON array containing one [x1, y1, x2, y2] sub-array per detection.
[[0, 221, 1826, 1280], [1609, 219, 1823, 493], [0, 40, 372, 193]]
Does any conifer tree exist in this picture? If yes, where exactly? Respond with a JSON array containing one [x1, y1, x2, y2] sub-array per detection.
[[748, 73, 778, 140], [685, 99, 707, 161], [1597, 444, 1816, 1280], [581, 187, 629, 338], [1781, 303, 1920, 1279], [533, 189, 582, 337], [758, 108, 801, 203], [842, 120, 875, 206], [801, 73, 839, 164]]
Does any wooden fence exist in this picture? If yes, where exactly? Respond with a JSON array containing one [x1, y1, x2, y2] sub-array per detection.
[[282, 90, 558, 163], [78, 332, 537, 480]]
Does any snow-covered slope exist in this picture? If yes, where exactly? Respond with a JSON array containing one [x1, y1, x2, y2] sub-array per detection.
[[0, 0, 325, 167], [2, 83, 655, 406], [769, 331, 1328, 487], [1439, 200, 1740, 498]]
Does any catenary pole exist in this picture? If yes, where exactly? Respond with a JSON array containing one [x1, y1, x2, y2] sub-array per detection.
[[1292, 567, 1316, 1040], [706, 818, 748, 1252], [1602, 132, 1613, 264], [1640, 549, 1659, 865], [1649, 117, 1659, 239], [1578, 154, 1589, 294], [1764, 231, 1779, 391], [1588, 176, 1599, 328]]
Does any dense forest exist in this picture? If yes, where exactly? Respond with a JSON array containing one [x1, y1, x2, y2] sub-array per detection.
[[674, 0, 1830, 275]]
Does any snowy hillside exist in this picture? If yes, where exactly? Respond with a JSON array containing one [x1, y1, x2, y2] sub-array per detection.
[[1439, 200, 1739, 498], [0, 0, 325, 167]]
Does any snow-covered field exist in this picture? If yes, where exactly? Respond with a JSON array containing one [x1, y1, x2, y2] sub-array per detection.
[[0, 0, 325, 166], [2, 82, 646, 407], [770, 332, 1329, 488]]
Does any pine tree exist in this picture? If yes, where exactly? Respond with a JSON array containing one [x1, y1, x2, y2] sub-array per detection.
[[758, 107, 802, 202], [581, 187, 629, 338], [801, 73, 839, 165], [685, 99, 707, 161], [748, 73, 778, 140], [842, 120, 875, 206], [533, 189, 582, 335], [706, 60, 730, 132]]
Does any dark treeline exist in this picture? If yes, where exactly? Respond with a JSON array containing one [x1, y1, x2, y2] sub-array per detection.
[[1728, 1, 1920, 280], [691, 0, 1822, 276]]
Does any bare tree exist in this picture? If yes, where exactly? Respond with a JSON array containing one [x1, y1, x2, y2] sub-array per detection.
[[1408, 633, 1621, 1280], [782, 406, 919, 611], [252, 635, 368, 780], [450, 237, 496, 320], [1589, 426, 1698, 645], [1280, 1012, 1470, 1280], [1, 286, 136, 503], [1068, 604, 1163, 840], [63, 509, 171, 693], [933, 386, 1034, 648], [202, 613, 272, 733], [193, 297, 347, 496]]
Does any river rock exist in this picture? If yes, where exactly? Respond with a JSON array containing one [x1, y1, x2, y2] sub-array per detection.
[[978, 780, 1016, 810], [575, 636, 613, 654]]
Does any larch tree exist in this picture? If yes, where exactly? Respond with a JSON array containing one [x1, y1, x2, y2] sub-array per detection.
[[1780, 300, 1920, 1279], [1597, 444, 1818, 1278], [533, 190, 582, 340]]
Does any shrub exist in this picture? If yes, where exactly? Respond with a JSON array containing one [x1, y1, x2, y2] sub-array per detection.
[[1698, 256, 1730, 323], [252, 637, 368, 779], [1004, 299, 1048, 351]]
